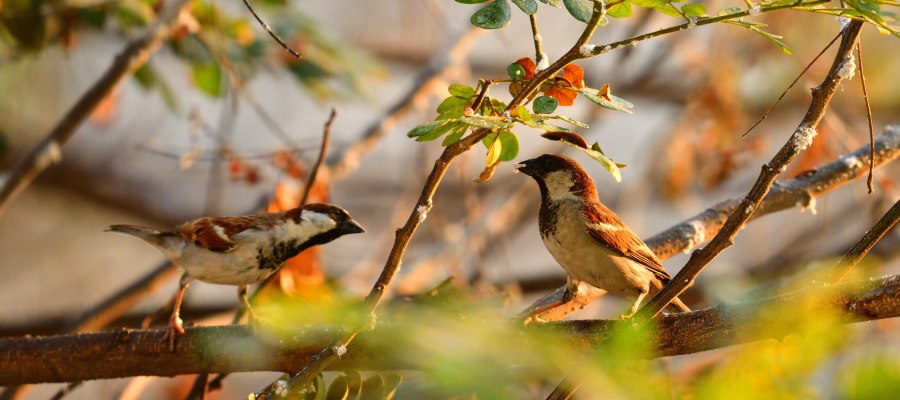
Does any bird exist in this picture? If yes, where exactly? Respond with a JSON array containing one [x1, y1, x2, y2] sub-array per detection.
[[108, 203, 365, 348], [515, 154, 690, 320]]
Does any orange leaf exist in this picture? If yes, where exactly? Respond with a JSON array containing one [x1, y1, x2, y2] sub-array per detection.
[[228, 158, 244, 178], [545, 86, 577, 106], [561, 64, 585, 88], [514, 57, 537, 80], [598, 83, 612, 101]]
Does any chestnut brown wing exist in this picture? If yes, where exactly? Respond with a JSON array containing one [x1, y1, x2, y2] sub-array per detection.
[[177, 215, 267, 253], [582, 201, 671, 282]]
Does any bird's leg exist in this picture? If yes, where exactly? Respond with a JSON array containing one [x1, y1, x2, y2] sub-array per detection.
[[163, 273, 191, 351], [620, 288, 649, 320], [238, 285, 258, 326]]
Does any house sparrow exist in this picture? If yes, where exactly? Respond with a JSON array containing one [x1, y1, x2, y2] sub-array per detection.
[[109, 203, 365, 347], [516, 154, 690, 319]]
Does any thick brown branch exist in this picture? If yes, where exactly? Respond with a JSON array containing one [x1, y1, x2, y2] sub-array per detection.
[[2, 275, 898, 385], [638, 21, 866, 319], [0, 0, 192, 217]]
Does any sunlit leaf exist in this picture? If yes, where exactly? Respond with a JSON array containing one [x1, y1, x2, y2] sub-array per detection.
[[544, 86, 577, 106], [563, 0, 593, 22], [511, 0, 539, 14], [417, 120, 461, 142], [542, 132, 623, 181], [448, 83, 476, 99], [552, 114, 590, 128], [513, 57, 537, 79], [718, 6, 742, 15], [442, 124, 469, 146], [498, 130, 519, 161], [533, 95, 559, 114], [192, 62, 224, 97], [538, 0, 562, 7], [561, 64, 585, 88], [518, 118, 569, 132], [608, 1, 634, 18], [578, 87, 634, 113], [515, 106, 531, 121], [437, 96, 469, 114], [408, 120, 451, 139], [486, 136, 502, 166], [681, 3, 706, 16], [460, 115, 510, 129], [471, 0, 512, 29]]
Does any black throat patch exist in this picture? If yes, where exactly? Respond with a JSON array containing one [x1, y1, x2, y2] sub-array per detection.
[[255, 229, 351, 270]]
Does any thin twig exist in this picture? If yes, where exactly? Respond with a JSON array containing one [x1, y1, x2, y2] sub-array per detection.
[[529, 14, 547, 70], [262, 4, 613, 397], [301, 109, 336, 206], [48, 382, 81, 400], [240, 0, 301, 59], [0, 0, 193, 218], [741, 31, 842, 138], [832, 199, 900, 282], [637, 21, 865, 320], [856, 39, 876, 193]]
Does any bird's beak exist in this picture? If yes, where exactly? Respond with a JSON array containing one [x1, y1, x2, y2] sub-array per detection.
[[514, 160, 536, 176], [340, 219, 366, 234]]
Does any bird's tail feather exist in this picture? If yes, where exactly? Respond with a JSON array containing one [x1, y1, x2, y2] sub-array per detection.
[[107, 224, 174, 247]]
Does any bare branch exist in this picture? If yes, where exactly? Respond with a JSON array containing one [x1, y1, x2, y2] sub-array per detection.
[[300, 109, 336, 206], [638, 21, 865, 319], [240, 0, 301, 59], [0, 0, 193, 217]]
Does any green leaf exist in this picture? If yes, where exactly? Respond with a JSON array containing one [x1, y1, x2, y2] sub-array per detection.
[[630, 0, 669, 8], [133, 64, 179, 112], [578, 88, 634, 113], [497, 130, 520, 161], [558, 140, 624, 182], [471, 0, 512, 29], [460, 115, 510, 129], [507, 63, 527, 81], [516, 106, 531, 121], [408, 120, 451, 139], [608, 1, 634, 18], [518, 118, 569, 132], [717, 6, 742, 16], [748, 26, 793, 54], [417, 121, 460, 142], [192, 62, 224, 97], [553, 114, 590, 128], [485, 134, 502, 165], [448, 83, 476, 99], [437, 96, 469, 113], [681, 3, 706, 16], [442, 124, 469, 146], [538, 0, 562, 7], [563, 0, 593, 22], [511, 0, 539, 14], [456, 0, 489, 3], [533, 95, 559, 114]]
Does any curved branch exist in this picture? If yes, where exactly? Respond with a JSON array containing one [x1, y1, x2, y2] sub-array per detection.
[[638, 21, 865, 319], [2, 275, 898, 385], [0, 0, 192, 217]]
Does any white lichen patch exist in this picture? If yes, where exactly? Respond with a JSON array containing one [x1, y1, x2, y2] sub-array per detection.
[[837, 16, 851, 29], [36, 141, 63, 169], [333, 345, 347, 357], [798, 196, 818, 215], [416, 205, 428, 222], [534, 34, 542, 42], [686, 18, 697, 29], [578, 44, 598, 57], [536, 53, 549, 71], [683, 220, 706, 253], [274, 380, 288, 397], [791, 126, 818, 151], [837, 53, 856, 80], [749, 4, 761, 16], [745, 205, 754, 215], [841, 155, 863, 170]]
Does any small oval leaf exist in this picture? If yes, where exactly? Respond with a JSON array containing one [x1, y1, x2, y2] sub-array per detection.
[[511, 0, 538, 14], [563, 0, 593, 23], [471, 0, 512, 29], [533, 95, 559, 114], [448, 83, 476, 99], [541, 131, 589, 149], [460, 115, 509, 129], [498, 130, 519, 161], [407, 120, 449, 138]]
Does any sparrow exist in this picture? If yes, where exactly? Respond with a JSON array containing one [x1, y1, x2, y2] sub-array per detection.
[[108, 203, 365, 347], [515, 154, 690, 319]]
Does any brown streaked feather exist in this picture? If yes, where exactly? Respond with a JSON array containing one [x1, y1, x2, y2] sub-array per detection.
[[177, 215, 273, 253], [582, 200, 672, 281]]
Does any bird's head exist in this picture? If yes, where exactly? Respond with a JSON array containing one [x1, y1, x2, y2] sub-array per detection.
[[289, 203, 366, 237], [515, 154, 597, 202]]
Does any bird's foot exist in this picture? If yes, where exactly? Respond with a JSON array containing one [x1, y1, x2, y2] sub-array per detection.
[[162, 315, 185, 352]]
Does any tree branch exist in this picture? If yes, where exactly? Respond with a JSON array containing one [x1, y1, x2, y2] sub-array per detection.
[[0, 0, 192, 217], [637, 21, 865, 319], [2, 275, 898, 385]]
